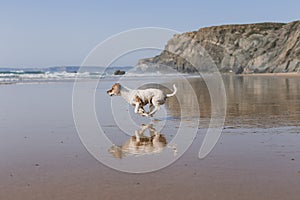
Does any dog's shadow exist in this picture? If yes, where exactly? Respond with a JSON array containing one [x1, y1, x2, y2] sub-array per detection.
[[108, 124, 173, 158]]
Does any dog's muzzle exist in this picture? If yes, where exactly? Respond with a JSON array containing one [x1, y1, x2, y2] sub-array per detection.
[[107, 90, 113, 96]]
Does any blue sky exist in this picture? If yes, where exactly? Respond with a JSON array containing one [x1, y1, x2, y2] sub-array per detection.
[[0, 0, 299, 67]]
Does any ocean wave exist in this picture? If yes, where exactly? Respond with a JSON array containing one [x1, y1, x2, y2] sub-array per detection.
[[0, 66, 202, 84], [0, 71, 102, 84], [0, 66, 130, 84]]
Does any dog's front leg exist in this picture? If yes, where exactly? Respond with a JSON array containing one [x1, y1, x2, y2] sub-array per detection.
[[134, 103, 140, 114], [133, 103, 149, 117], [139, 107, 150, 117]]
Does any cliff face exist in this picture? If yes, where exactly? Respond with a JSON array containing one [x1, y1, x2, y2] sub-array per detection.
[[137, 20, 300, 74]]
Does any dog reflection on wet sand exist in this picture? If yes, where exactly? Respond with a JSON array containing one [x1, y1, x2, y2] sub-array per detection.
[[109, 124, 168, 158]]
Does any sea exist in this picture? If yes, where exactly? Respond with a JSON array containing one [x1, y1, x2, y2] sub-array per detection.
[[0, 66, 193, 84], [0, 66, 139, 84]]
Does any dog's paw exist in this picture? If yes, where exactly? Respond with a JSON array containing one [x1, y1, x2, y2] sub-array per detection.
[[141, 112, 149, 117], [138, 108, 145, 113], [146, 114, 154, 118]]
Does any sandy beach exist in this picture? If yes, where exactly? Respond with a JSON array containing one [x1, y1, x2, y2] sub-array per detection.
[[1, 0, 299, 199], [0, 75, 300, 200]]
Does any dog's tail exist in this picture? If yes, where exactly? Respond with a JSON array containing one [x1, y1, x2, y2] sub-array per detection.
[[166, 84, 177, 98]]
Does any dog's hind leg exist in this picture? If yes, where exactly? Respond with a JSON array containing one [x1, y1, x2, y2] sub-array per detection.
[[148, 105, 160, 117], [149, 104, 154, 113]]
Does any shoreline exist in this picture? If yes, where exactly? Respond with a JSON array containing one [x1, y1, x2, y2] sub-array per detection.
[[1, 71, 300, 86], [238, 72, 300, 77]]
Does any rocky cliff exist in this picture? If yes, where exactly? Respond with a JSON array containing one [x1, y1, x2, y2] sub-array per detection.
[[137, 20, 300, 74]]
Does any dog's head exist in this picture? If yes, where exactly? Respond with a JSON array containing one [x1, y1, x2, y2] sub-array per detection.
[[107, 83, 121, 96]]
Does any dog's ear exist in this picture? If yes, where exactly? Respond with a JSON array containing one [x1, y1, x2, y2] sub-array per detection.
[[114, 83, 121, 89], [112, 83, 121, 95]]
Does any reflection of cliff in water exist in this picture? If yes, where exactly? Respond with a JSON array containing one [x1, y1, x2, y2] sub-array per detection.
[[165, 75, 300, 126], [165, 78, 211, 118]]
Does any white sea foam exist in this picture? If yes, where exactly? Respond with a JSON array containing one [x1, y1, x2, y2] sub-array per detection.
[[0, 66, 113, 84], [0, 66, 204, 84]]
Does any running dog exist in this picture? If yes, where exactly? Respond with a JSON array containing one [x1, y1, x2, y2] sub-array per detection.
[[107, 83, 177, 117]]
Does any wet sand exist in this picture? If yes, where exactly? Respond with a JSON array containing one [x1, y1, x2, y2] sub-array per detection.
[[239, 72, 300, 77], [0, 76, 300, 200]]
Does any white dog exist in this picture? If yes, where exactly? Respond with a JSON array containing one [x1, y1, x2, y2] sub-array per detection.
[[107, 83, 177, 117]]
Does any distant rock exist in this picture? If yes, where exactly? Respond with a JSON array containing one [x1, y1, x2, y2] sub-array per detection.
[[113, 70, 126, 75], [137, 20, 300, 74]]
